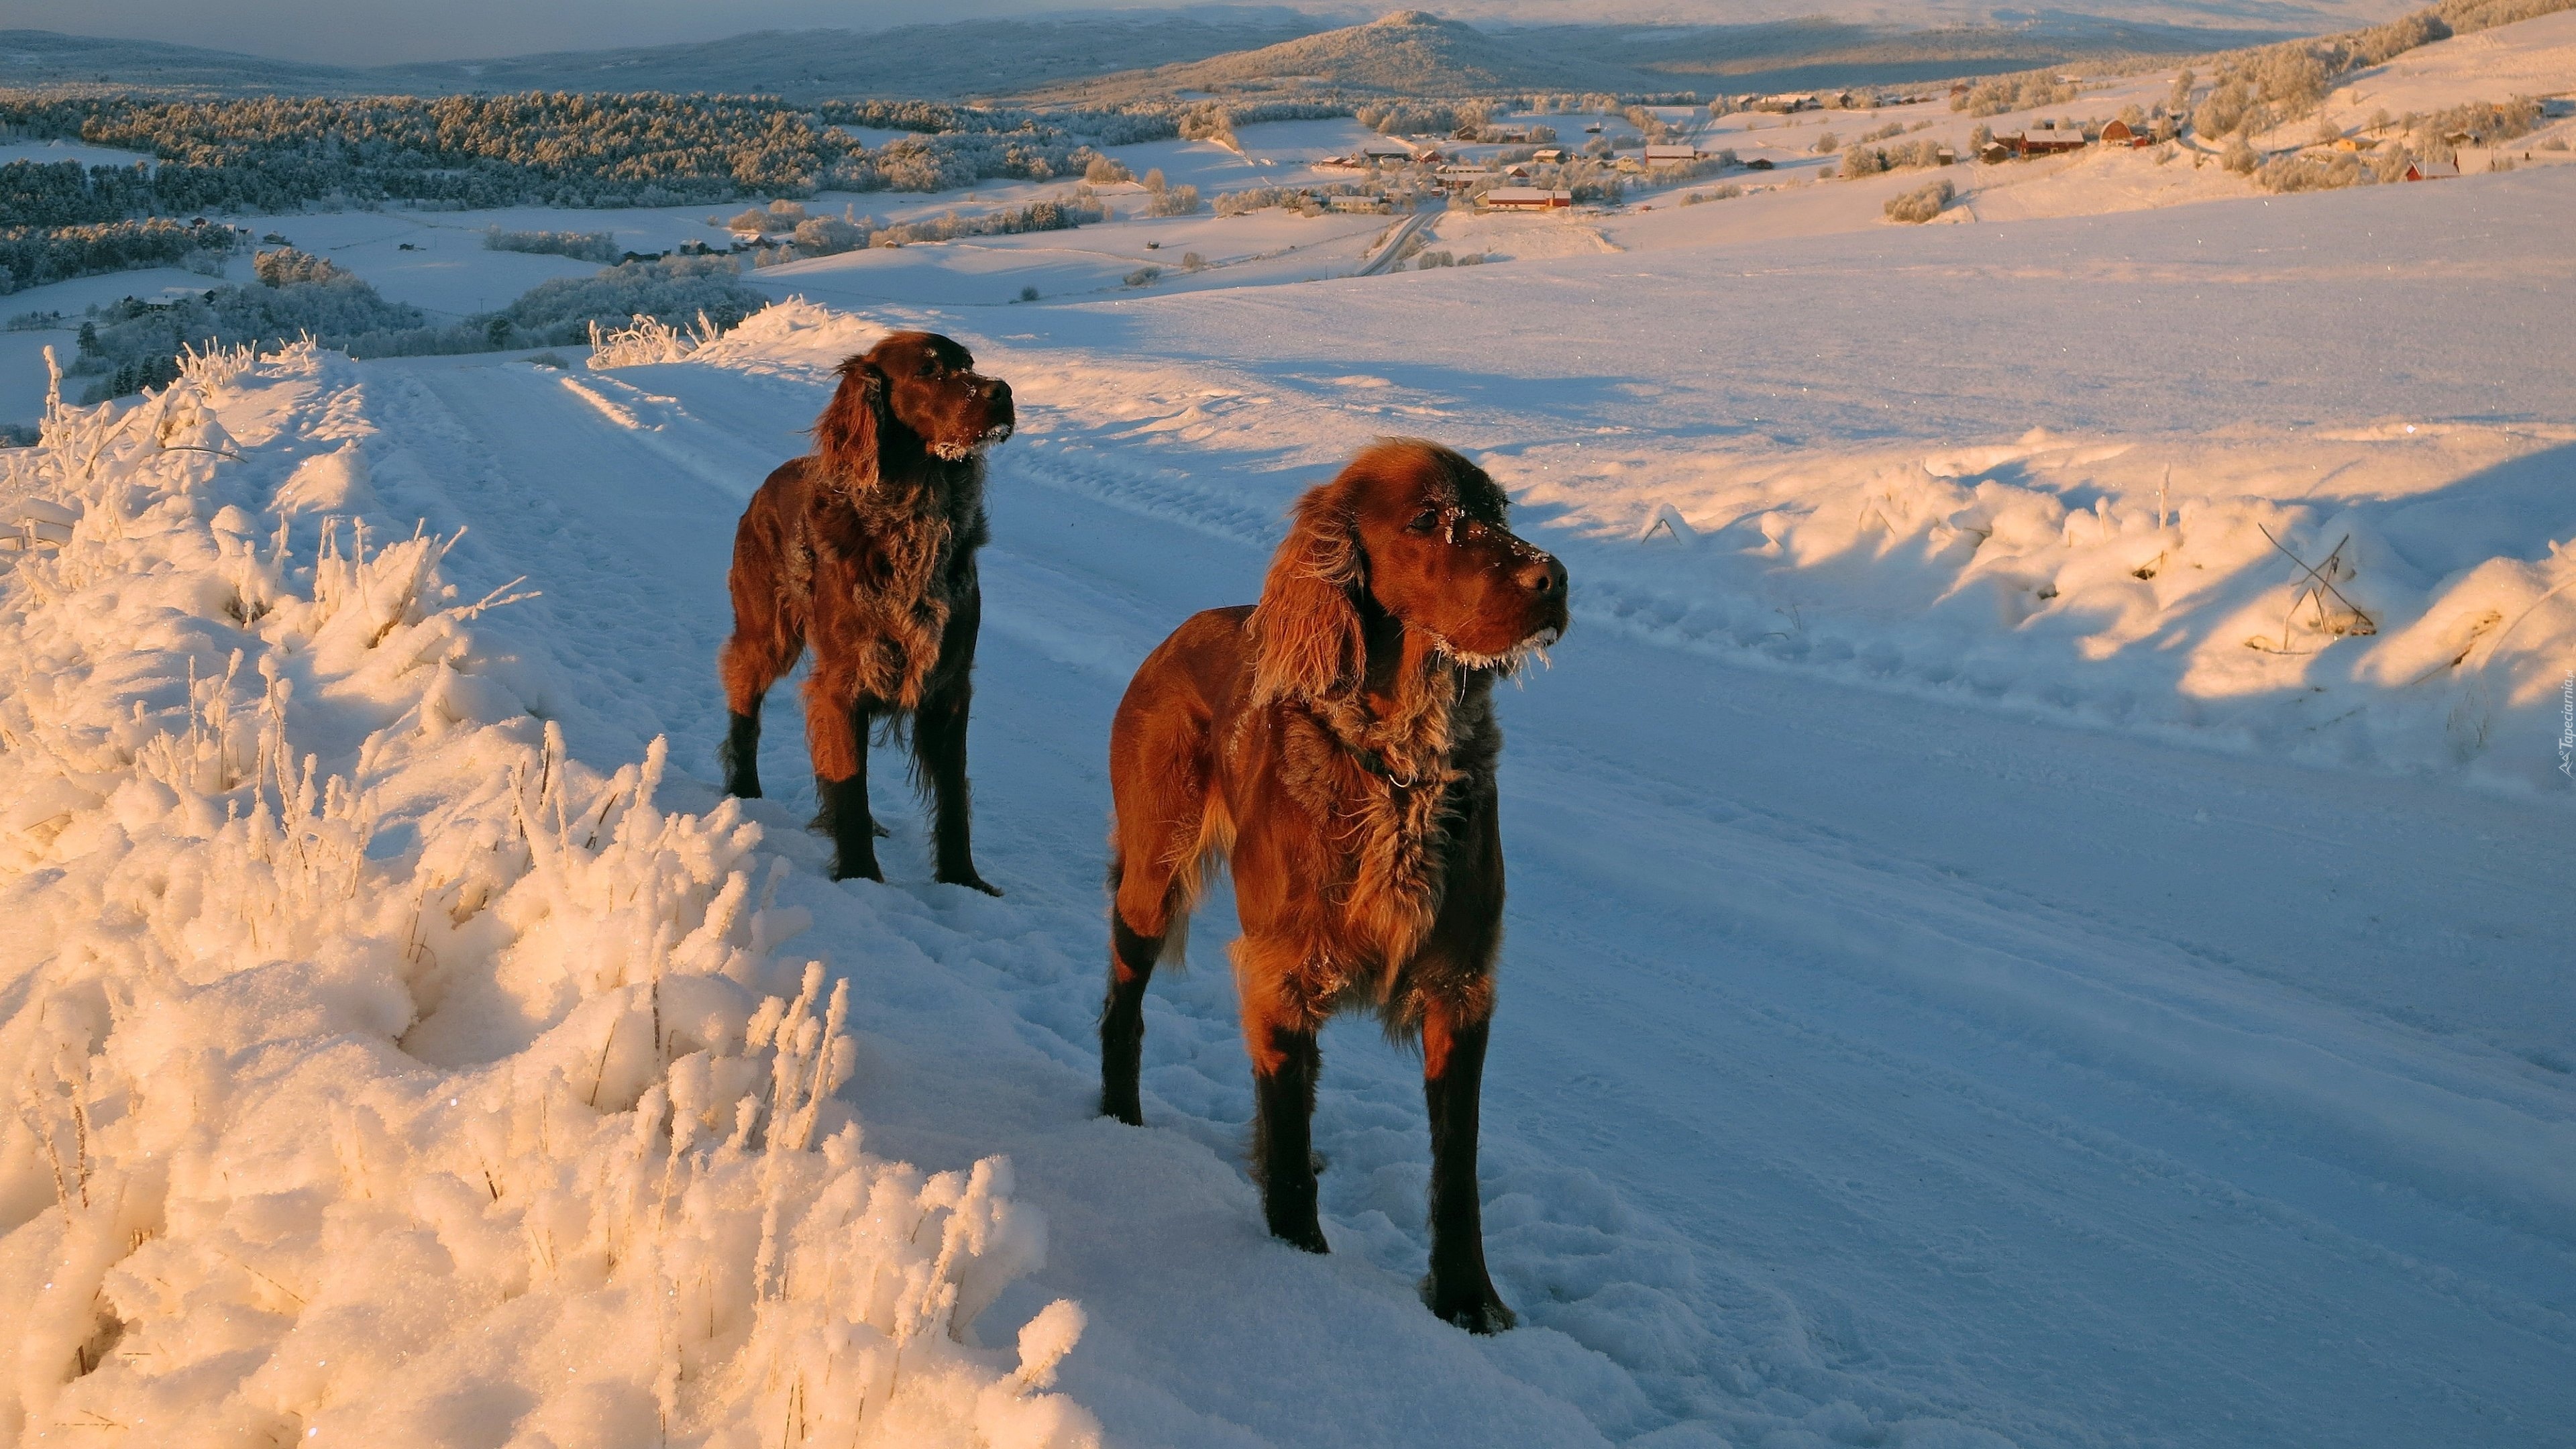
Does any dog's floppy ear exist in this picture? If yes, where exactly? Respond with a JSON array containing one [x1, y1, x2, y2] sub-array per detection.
[[814, 356, 887, 491], [1250, 477, 1365, 704]]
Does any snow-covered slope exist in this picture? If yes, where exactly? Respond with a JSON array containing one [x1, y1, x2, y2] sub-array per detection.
[[0, 352, 1097, 1449]]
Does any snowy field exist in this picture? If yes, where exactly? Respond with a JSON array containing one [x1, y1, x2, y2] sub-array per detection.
[[5, 16, 2576, 1448]]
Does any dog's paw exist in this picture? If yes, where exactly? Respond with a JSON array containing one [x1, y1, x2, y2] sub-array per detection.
[[828, 857, 885, 884], [938, 871, 1003, 897], [1272, 1222, 1331, 1255], [1423, 1275, 1517, 1335]]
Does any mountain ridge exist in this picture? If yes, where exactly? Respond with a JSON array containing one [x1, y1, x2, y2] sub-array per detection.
[[1, 9, 2302, 104]]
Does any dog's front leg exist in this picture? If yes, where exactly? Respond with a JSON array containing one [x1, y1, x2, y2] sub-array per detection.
[[1236, 952, 1329, 1253], [1421, 998, 1514, 1333], [914, 580, 997, 895], [1252, 1023, 1326, 1253], [720, 703, 763, 799], [913, 682, 997, 895], [805, 672, 884, 883]]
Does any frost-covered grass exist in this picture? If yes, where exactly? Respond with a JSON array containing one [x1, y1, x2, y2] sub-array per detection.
[[0, 352, 1096, 1448]]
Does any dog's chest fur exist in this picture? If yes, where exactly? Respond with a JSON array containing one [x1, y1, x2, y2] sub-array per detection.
[[793, 457, 987, 710], [1262, 663, 1499, 1002]]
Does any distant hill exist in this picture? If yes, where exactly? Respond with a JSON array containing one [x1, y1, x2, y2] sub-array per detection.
[[0, 30, 352, 91], [0, 11, 1328, 101], [1528, 15, 2303, 94], [1032, 9, 2298, 101], [0, 9, 2299, 106], [370, 11, 1328, 101], [1032, 9, 1649, 100]]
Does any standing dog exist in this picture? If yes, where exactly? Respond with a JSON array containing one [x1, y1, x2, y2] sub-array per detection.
[[1099, 440, 1568, 1332], [719, 331, 1014, 890]]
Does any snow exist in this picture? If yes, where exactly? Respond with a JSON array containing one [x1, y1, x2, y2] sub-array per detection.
[[0, 354, 1095, 1449], [0, 140, 158, 171], [5, 16, 2575, 1446]]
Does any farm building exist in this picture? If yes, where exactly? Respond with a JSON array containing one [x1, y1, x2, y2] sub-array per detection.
[[1644, 144, 1701, 164], [1479, 186, 1574, 210], [2098, 119, 2150, 148], [1994, 123, 2090, 158]]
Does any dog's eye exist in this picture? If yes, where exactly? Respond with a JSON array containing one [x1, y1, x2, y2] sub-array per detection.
[[1407, 508, 1442, 534]]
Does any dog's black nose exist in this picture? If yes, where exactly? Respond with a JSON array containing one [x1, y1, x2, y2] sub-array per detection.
[[1515, 555, 1565, 596]]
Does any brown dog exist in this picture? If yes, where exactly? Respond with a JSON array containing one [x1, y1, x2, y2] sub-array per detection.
[[719, 331, 1014, 890], [1099, 439, 1568, 1332]]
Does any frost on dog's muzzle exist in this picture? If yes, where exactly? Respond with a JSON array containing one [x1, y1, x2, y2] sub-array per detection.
[[934, 421, 1014, 462]]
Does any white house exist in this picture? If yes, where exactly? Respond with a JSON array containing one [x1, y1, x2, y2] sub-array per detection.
[[1644, 144, 1700, 164]]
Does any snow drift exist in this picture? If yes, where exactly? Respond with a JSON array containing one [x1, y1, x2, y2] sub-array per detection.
[[0, 347, 1097, 1449]]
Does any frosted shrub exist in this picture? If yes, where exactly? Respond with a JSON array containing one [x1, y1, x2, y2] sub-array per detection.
[[2404, 97, 2544, 148], [2257, 151, 2369, 191], [0, 352, 1099, 1448], [499, 256, 769, 346], [2196, 80, 2257, 138], [74, 259, 427, 400], [869, 196, 1106, 246], [790, 215, 867, 256], [1083, 155, 1132, 184], [252, 246, 345, 286], [486, 228, 621, 263], [1883, 177, 1954, 223], [2248, 48, 2331, 112], [590, 310, 731, 367], [2222, 133, 2260, 173], [1124, 265, 1162, 286], [1955, 69, 2080, 116], [727, 199, 808, 234], [1147, 183, 1201, 217]]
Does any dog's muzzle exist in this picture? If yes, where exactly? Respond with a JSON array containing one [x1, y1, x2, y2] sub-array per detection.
[[932, 421, 1013, 462]]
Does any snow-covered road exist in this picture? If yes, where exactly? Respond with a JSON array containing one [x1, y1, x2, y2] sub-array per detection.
[[354, 327, 2575, 1447]]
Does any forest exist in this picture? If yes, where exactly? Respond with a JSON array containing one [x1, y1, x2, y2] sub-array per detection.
[[0, 93, 1368, 228]]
